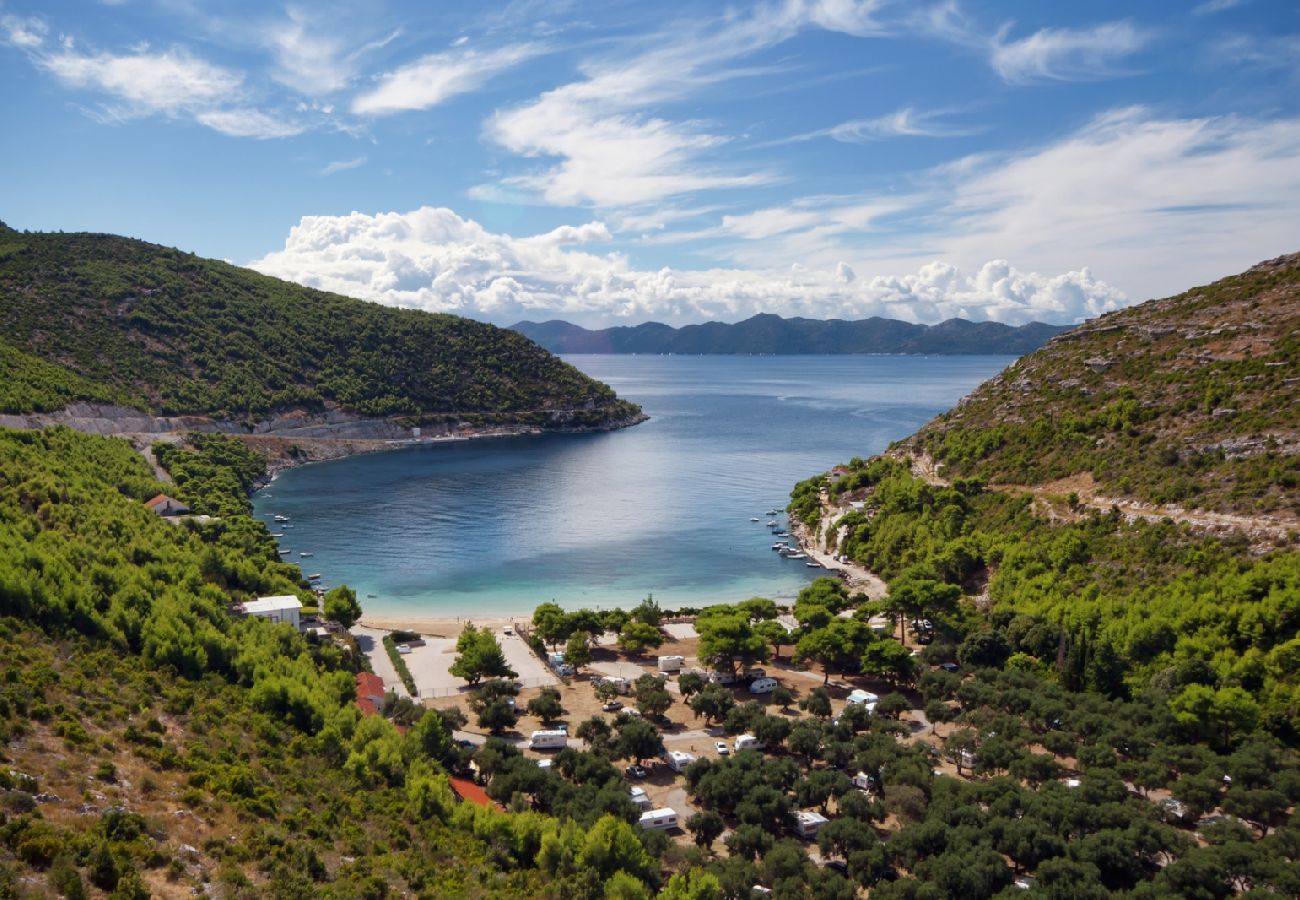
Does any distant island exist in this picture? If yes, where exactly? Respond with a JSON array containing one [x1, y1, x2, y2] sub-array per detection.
[[511, 313, 1067, 355]]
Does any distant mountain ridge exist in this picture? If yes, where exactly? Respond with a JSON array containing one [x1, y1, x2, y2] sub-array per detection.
[[511, 313, 1067, 355]]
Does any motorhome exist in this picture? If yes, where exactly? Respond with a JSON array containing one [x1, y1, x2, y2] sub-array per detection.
[[657, 655, 685, 672], [528, 730, 568, 750], [637, 808, 679, 831], [733, 734, 764, 753], [793, 811, 829, 838], [665, 750, 697, 773]]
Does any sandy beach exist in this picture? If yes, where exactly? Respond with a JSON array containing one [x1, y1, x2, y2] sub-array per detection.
[[356, 612, 533, 639]]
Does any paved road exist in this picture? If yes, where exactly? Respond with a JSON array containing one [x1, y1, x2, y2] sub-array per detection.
[[352, 626, 412, 698]]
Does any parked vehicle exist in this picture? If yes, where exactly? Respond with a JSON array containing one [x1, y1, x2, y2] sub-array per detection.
[[708, 671, 739, 685], [715, 740, 730, 755], [528, 730, 568, 750], [602, 699, 624, 712], [793, 811, 829, 838], [733, 734, 764, 753], [637, 808, 679, 831], [665, 750, 697, 772], [629, 787, 653, 811], [657, 655, 684, 672], [624, 764, 647, 779], [748, 677, 778, 694]]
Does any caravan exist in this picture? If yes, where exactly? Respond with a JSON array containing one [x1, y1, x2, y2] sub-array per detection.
[[666, 750, 697, 773], [528, 730, 568, 750], [733, 734, 765, 753], [748, 677, 778, 694], [637, 808, 679, 831], [657, 655, 684, 672], [793, 811, 829, 838], [628, 787, 653, 811]]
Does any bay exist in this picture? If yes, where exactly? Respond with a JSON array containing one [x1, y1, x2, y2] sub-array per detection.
[[253, 354, 1013, 617]]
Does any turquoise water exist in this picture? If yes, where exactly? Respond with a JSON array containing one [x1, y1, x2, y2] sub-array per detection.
[[253, 355, 1013, 616]]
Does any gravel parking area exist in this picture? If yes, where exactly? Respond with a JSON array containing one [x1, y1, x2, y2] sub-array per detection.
[[382, 628, 558, 698]]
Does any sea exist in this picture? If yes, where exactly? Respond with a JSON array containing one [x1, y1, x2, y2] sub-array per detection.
[[252, 354, 1013, 617]]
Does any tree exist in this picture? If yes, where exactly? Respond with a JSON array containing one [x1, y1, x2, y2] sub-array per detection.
[[615, 717, 664, 765], [563, 630, 593, 674], [686, 810, 726, 850], [874, 693, 911, 720], [618, 621, 664, 656], [323, 585, 362, 628], [526, 688, 564, 724], [924, 699, 954, 735], [884, 572, 959, 642], [725, 824, 774, 861], [697, 612, 768, 675], [944, 728, 979, 776], [1170, 684, 1261, 751], [957, 631, 1011, 670], [754, 619, 791, 659], [800, 687, 832, 719], [634, 674, 673, 719], [738, 597, 779, 621], [660, 868, 724, 900], [788, 722, 824, 767], [408, 708, 455, 766], [689, 684, 735, 724], [771, 683, 795, 711], [630, 595, 663, 627], [795, 619, 872, 684], [477, 698, 518, 734], [1222, 787, 1289, 836], [575, 716, 613, 754], [679, 671, 706, 698], [532, 601, 571, 649], [751, 714, 791, 750], [593, 679, 621, 703], [449, 625, 517, 685], [860, 638, 917, 685]]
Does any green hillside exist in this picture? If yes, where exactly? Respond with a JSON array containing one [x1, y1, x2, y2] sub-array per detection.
[[901, 252, 1300, 517], [0, 225, 639, 426]]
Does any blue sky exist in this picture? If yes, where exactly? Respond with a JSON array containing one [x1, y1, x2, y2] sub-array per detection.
[[2, 0, 1298, 326]]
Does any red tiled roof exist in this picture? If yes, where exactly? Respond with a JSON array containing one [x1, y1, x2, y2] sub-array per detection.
[[356, 672, 385, 696], [144, 493, 172, 508], [450, 777, 494, 809], [356, 696, 381, 717]]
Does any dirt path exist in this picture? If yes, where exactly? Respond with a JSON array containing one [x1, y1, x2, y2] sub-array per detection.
[[906, 452, 1297, 546]]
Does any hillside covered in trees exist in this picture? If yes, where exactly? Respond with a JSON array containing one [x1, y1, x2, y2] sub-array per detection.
[[898, 253, 1300, 518], [0, 223, 640, 428]]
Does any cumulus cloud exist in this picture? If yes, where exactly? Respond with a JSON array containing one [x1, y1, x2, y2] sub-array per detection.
[[991, 21, 1148, 84], [247, 206, 1124, 327], [352, 43, 540, 115]]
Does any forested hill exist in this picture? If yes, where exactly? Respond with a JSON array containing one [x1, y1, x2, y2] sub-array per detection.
[[0, 224, 640, 427], [511, 314, 1065, 356], [899, 252, 1300, 519]]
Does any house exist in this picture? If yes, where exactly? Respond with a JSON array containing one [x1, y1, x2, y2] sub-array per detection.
[[355, 672, 385, 717], [144, 494, 189, 516], [242, 595, 303, 631]]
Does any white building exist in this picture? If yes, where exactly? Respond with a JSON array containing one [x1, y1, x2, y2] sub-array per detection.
[[242, 596, 303, 631]]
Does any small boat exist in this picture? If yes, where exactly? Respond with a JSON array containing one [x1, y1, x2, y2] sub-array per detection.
[[766, 520, 778, 527], [366, 594, 377, 599], [274, 514, 290, 522], [773, 529, 788, 536], [299, 552, 313, 558], [750, 517, 761, 522], [307, 573, 322, 581], [771, 542, 789, 550], [270, 532, 284, 537], [767, 509, 779, 515], [787, 552, 807, 560], [279, 549, 291, 556], [805, 560, 822, 568]]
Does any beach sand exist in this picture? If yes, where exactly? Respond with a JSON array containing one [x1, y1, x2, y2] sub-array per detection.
[[357, 612, 531, 639]]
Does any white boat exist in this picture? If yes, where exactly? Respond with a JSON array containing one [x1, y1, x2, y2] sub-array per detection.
[[750, 517, 761, 522], [787, 552, 808, 560], [299, 552, 313, 558], [771, 543, 789, 550], [279, 549, 291, 556], [805, 560, 822, 568], [307, 573, 322, 581], [274, 515, 289, 522], [766, 520, 778, 527], [767, 509, 779, 515], [270, 532, 284, 537]]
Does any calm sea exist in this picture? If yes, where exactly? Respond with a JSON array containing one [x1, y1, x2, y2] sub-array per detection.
[[253, 355, 1013, 617]]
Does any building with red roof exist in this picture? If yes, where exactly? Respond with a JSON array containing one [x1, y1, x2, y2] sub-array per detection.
[[144, 493, 190, 516], [449, 777, 496, 809], [355, 672, 385, 717]]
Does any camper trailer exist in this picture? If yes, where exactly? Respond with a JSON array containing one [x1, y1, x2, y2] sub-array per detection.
[[748, 677, 778, 694], [851, 771, 875, 792], [733, 734, 765, 753], [596, 675, 632, 695], [637, 808, 679, 831], [666, 750, 697, 773], [793, 811, 829, 838], [528, 730, 568, 750], [846, 689, 879, 710], [629, 787, 653, 811], [708, 671, 739, 685], [657, 655, 685, 672]]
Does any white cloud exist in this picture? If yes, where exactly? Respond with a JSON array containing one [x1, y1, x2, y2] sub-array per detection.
[[479, 1, 893, 209], [247, 205, 1124, 327], [197, 108, 305, 138], [319, 156, 368, 175], [991, 21, 1148, 84], [265, 7, 357, 95], [784, 107, 980, 143], [1, 14, 47, 48], [351, 43, 540, 115], [1193, 0, 1248, 16], [41, 44, 244, 117]]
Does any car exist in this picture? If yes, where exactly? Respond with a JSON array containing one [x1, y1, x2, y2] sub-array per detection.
[[715, 741, 730, 755], [396, 643, 412, 654], [824, 860, 849, 876], [602, 700, 624, 712], [502, 626, 513, 636], [624, 764, 647, 779], [455, 739, 476, 749], [939, 662, 959, 673]]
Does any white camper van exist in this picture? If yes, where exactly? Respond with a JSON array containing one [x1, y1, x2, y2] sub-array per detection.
[[793, 811, 829, 838], [657, 655, 685, 672], [638, 808, 679, 831], [748, 677, 778, 694], [528, 730, 568, 750], [666, 750, 697, 773]]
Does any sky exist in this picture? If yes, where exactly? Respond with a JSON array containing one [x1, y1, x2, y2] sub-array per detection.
[[2, 1, 1299, 328]]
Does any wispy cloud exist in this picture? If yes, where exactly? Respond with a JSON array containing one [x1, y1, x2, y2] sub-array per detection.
[[197, 108, 305, 139], [1193, 0, 1249, 16], [265, 7, 400, 96], [352, 43, 540, 115], [781, 107, 981, 144], [479, 0, 895, 210], [318, 155, 367, 175], [1, 14, 46, 48], [990, 20, 1149, 84]]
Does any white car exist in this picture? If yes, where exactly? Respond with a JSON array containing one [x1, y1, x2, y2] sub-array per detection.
[[715, 741, 730, 755], [396, 643, 412, 655]]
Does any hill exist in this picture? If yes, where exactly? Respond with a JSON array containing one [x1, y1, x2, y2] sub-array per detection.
[[898, 253, 1300, 520], [511, 313, 1066, 356], [0, 224, 640, 431]]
